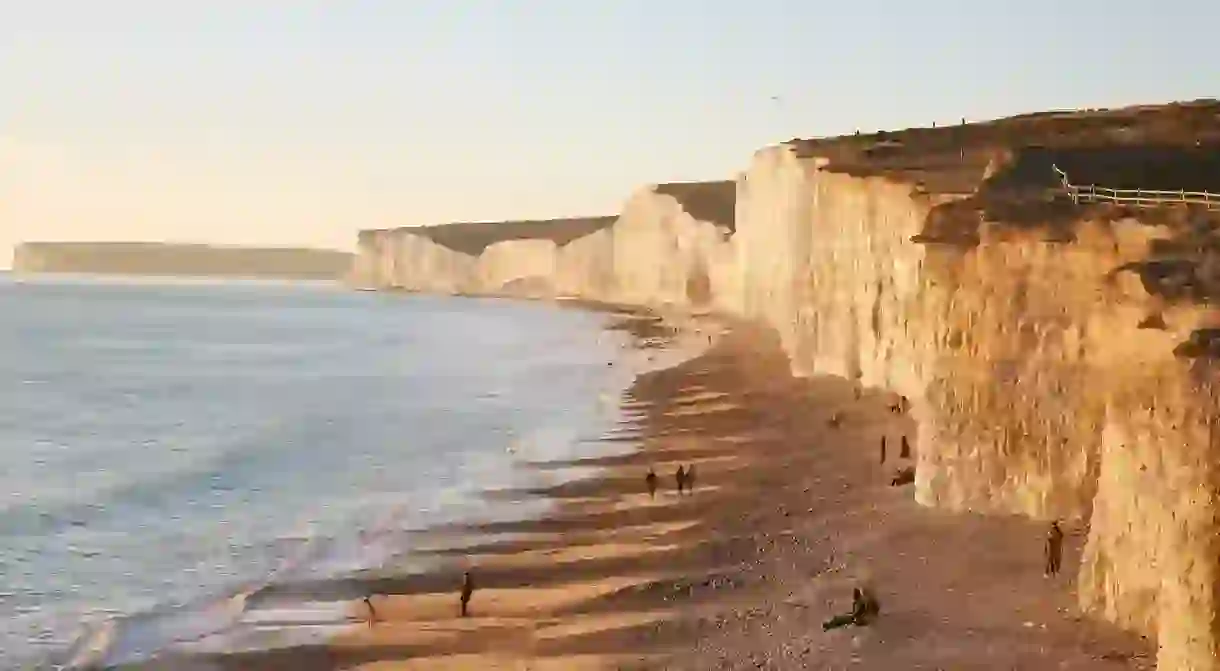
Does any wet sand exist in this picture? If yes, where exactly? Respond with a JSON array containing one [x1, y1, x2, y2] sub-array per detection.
[[157, 321, 1153, 670]]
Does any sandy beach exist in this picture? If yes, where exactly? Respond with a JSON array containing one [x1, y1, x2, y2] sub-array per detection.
[[144, 316, 1154, 671]]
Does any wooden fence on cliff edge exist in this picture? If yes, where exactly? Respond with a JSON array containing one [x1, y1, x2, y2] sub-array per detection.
[[1053, 164, 1220, 210]]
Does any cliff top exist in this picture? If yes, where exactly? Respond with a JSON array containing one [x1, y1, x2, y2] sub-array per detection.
[[654, 180, 737, 231], [791, 99, 1220, 196], [785, 100, 1220, 248], [371, 180, 737, 253], [369, 216, 618, 256]]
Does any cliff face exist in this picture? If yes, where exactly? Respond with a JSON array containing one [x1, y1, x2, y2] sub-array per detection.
[[13, 242, 354, 280], [916, 220, 1220, 661], [609, 183, 736, 309], [734, 148, 932, 390], [353, 185, 736, 308], [355, 101, 1220, 670]]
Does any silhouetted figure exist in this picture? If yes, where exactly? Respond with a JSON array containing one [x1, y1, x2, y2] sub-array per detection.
[[460, 571, 475, 617], [675, 465, 687, 494], [879, 436, 887, 464], [900, 435, 911, 459], [823, 587, 881, 631], [1045, 521, 1064, 577], [685, 464, 696, 493], [363, 595, 378, 627], [891, 466, 915, 487], [645, 468, 658, 499]]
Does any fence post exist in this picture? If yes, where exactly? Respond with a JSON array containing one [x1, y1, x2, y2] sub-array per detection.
[[1055, 165, 1220, 209]]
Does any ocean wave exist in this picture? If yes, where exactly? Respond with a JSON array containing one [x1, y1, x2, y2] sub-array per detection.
[[44, 515, 392, 669], [5, 288, 717, 669]]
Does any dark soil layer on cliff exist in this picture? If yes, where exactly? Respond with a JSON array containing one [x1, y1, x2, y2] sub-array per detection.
[[362, 216, 619, 256], [794, 99, 1220, 249], [654, 181, 737, 231], [360, 178, 738, 257], [159, 325, 1152, 670], [796, 99, 1220, 193]]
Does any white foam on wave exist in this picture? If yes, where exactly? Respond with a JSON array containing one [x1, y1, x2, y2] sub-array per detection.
[[59, 495, 423, 668], [177, 600, 353, 655], [47, 306, 720, 669], [60, 590, 251, 668]]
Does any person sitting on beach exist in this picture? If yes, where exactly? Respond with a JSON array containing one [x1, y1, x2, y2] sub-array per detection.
[[822, 586, 881, 631], [460, 571, 475, 617], [645, 468, 658, 499], [685, 464, 696, 494], [675, 465, 687, 494], [890, 466, 915, 487], [363, 595, 378, 627]]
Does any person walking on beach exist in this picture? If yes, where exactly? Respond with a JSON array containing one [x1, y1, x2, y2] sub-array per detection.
[[645, 468, 658, 499], [460, 571, 475, 617], [1045, 521, 1064, 577], [900, 435, 911, 459], [363, 595, 378, 628], [685, 464, 696, 494], [879, 436, 887, 464], [675, 465, 687, 494]]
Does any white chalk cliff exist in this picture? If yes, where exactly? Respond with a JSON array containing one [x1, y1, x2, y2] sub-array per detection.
[[353, 102, 1220, 671]]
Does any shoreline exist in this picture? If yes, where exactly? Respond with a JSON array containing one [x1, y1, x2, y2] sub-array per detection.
[[102, 301, 716, 671], [137, 316, 1155, 670], [45, 297, 703, 671]]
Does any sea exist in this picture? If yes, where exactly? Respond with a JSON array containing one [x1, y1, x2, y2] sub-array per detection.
[[0, 274, 687, 669]]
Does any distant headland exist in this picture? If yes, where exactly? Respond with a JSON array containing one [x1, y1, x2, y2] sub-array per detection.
[[11, 242, 354, 281]]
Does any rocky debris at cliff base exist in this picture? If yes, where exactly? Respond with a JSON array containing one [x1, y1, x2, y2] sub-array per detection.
[[627, 329, 1153, 670]]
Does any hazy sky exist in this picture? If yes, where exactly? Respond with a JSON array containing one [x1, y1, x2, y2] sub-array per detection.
[[3, 1, 1217, 264]]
